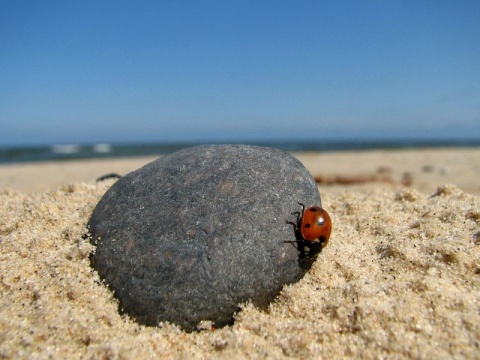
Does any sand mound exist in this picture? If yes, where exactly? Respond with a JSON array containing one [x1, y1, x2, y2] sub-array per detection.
[[1, 181, 479, 358]]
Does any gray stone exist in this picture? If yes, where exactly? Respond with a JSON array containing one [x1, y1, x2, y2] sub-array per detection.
[[88, 144, 324, 331]]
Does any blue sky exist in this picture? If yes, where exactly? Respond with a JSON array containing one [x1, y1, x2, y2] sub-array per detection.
[[1, 1, 479, 146]]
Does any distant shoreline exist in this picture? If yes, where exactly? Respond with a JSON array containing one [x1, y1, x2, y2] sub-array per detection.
[[1, 146, 479, 196], [1, 138, 479, 164]]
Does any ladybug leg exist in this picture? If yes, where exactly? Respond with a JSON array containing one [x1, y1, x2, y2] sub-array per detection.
[[285, 219, 303, 247], [285, 202, 307, 249], [285, 239, 307, 257], [284, 238, 302, 252], [285, 220, 298, 232], [290, 211, 301, 225], [285, 220, 300, 247], [288, 203, 306, 227], [297, 202, 306, 213], [297, 202, 306, 226]]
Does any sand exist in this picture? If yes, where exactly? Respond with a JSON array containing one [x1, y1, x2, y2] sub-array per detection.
[[1, 147, 480, 196], [0, 147, 479, 359]]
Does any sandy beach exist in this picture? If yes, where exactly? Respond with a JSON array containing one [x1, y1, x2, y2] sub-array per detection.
[[1, 147, 479, 358], [1, 147, 480, 196]]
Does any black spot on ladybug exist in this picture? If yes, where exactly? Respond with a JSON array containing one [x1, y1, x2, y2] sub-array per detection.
[[305, 223, 311, 228], [310, 208, 318, 212]]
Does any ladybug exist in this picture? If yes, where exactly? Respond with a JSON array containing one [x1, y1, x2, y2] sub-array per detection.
[[285, 202, 332, 256]]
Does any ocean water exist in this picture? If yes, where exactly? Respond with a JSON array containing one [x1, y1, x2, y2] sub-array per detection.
[[0, 139, 479, 164]]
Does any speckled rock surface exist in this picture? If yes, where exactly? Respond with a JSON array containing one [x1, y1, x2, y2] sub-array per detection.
[[88, 144, 323, 331]]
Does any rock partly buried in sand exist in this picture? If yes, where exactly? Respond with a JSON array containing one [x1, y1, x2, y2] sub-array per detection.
[[88, 144, 323, 331]]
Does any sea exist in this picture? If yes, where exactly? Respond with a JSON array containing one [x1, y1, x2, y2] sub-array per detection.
[[1, 139, 479, 164]]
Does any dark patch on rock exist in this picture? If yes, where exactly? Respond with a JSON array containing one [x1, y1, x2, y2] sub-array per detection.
[[96, 173, 122, 182], [88, 144, 324, 331]]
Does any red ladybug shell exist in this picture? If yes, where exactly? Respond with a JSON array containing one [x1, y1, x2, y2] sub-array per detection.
[[300, 206, 332, 246]]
